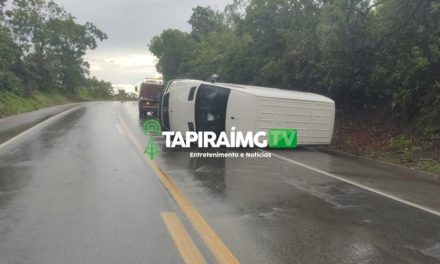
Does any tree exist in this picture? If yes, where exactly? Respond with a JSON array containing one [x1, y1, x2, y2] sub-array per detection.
[[45, 17, 107, 93], [149, 29, 196, 81], [190, 30, 254, 83], [246, 0, 322, 90], [149, 0, 440, 135], [373, 0, 440, 132], [1, 0, 107, 95], [188, 6, 224, 41], [0, 25, 22, 93], [317, 0, 379, 109]]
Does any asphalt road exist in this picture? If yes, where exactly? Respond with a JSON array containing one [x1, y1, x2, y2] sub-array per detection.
[[0, 102, 439, 264]]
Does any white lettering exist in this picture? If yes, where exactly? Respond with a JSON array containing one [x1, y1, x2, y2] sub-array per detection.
[[216, 132, 230, 147], [162, 131, 175, 147], [230, 127, 236, 147], [171, 132, 185, 148], [254, 131, 267, 148], [236, 131, 254, 147], [203, 132, 217, 148], [185, 132, 198, 148]]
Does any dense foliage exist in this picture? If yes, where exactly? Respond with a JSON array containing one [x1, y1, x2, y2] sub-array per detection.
[[149, 0, 440, 135], [0, 0, 112, 99]]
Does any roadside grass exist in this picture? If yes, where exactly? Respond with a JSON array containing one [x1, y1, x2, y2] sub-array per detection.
[[0, 90, 71, 118], [77, 86, 94, 101], [416, 160, 440, 175], [0, 87, 118, 119]]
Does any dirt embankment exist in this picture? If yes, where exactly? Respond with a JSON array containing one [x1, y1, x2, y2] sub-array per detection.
[[331, 111, 440, 175]]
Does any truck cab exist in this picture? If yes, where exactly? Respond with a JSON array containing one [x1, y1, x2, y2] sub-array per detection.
[[137, 79, 164, 118]]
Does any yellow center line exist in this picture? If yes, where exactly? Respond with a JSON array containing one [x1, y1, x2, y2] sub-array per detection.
[[161, 212, 207, 264], [116, 108, 240, 264]]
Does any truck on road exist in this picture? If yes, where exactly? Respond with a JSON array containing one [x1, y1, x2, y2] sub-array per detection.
[[136, 78, 164, 118]]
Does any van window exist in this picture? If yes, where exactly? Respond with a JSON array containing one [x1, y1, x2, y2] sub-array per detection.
[[188, 86, 197, 101], [188, 122, 195, 131], [161, 93, 170, 130], [195, 84, 230, 135]]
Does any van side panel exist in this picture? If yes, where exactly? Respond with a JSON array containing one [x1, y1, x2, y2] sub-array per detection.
[[255, 97, 335, 145], [226, 90, 258, 134]]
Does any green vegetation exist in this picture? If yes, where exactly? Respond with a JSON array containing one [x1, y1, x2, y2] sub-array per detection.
[[390, 135, 422, 162], [150, 0, 440, 174], [0, 90, 69, 117], [0, 0, 113, 117], [76, 78, 114, 101], [0, 77, 113, 117], [416, 160, 440, 175], [149, 0, 440, 136]]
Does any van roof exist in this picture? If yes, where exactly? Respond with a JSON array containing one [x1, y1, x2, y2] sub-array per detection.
[[173, 79, 334, 104]]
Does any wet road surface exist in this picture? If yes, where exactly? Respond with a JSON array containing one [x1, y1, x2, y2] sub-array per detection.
[[0, 102, 439, 264], [0, 103, 79, 144]]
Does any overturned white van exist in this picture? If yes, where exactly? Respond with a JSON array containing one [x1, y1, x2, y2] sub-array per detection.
[[160, 79, 335, 145]]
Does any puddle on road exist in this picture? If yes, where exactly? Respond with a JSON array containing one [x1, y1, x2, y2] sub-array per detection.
[[420, 243, 440, 259], [283, 175, 360, 209]]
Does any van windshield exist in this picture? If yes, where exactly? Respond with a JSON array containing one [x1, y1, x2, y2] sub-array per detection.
[[139, 84, 163, 100], [195, 84, 230, 135]]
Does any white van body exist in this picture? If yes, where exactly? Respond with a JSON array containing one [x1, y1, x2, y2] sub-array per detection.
[[160, 80, 335, 145]]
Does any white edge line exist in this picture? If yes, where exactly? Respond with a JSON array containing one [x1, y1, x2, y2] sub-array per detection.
[[259, 149, 440, 217], [0, 106, 81, 150]]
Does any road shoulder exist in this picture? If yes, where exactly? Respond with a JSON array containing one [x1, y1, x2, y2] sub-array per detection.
[[268, 147, 440, 214], [0, 103, 82, 144]]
